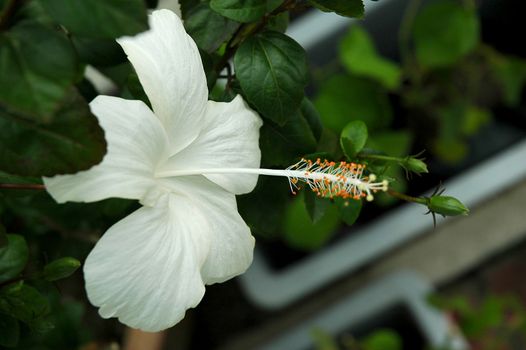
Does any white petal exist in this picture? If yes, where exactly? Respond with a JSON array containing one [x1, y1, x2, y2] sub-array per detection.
[[44, 96, 169, 204], [118, 9, 208, 154], [161, 176, 255, 284], [84, 194, 210, 332], [159, 95, 263, 194]]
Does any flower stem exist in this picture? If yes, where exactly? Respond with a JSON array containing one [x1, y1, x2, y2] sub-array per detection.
[[387, 189, 426, 204], [357, 153, 400, 163], [0, 183, 45, 190]]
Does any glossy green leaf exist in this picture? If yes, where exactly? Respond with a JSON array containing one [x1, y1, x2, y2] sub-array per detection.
[[260, 109, 317, 166], [185, 3, 239, 52], [0, 21, 79, 121], [210, 0, 280, 22], [413, 1, 479, 68], [340, 26, 401, 89], [0, 313, 19, 347], [39, 0, 148, 39], [0, 235, 28, 284], [334, 197, 362, 226], [283, 193, 340, 251], [42, 257, 81, 282], [315, 75, 392, 132], [0, 282, 51, 330], [0, 89, 107, 176], [308, 0, 364, 18], [235, 31, 307, 125], [340, 120, 368, 158]]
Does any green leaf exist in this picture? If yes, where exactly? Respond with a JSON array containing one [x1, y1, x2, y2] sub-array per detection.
[[0, 235, 28, 284], [235, 31, 308, 125], [42, 257, 81, 282], [340, 26, 401, 89], [334, 197, 362, 226], [238, 176, 289, 238], [210, 0, 279, 23], [0, 282, 51, 330], [39, 0, 148, 39], [413, 1, 479, 68], [0, 313, 19, 347], [283, 193, 340, 251], [267, 11, 289, 33], [72, 36, 126, 66], [315, 75, 392, 132], [185, 3, 239, 53], [304, 190, 330, 224], [308, 0, 364, 18], [361, 329, 402, 350], [0, 89, 107, 177], [260, 109, 317, 166], [0, 21, 79, 121], [340, 120, 368, 158]]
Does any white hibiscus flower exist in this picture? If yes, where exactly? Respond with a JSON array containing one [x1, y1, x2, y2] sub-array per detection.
[[44, 9, 387, 332], [44, 9, 261, 332]]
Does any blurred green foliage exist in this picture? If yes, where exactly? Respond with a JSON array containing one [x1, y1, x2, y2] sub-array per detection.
[[315, 0, 526, 168], [0, 0, 494, 346]]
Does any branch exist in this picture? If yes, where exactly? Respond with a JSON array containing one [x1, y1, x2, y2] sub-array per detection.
[[0, 183, 45, 190]]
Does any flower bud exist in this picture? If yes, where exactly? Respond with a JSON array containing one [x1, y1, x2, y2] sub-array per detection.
[[402, 157, 428, 174], [428, 196, 469, 216]]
